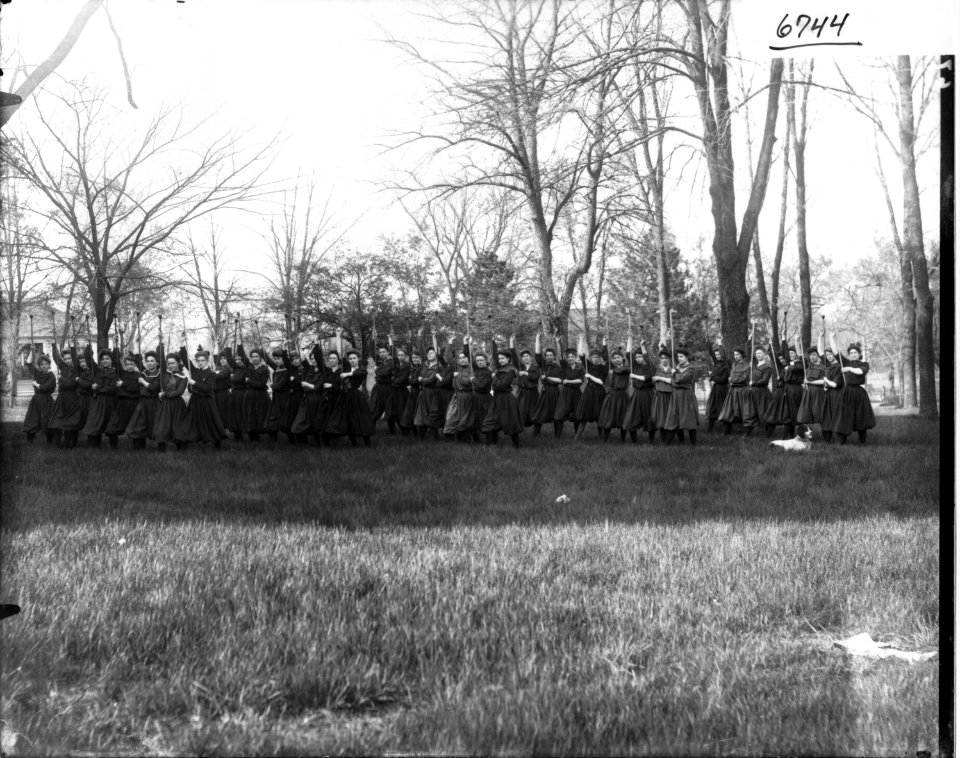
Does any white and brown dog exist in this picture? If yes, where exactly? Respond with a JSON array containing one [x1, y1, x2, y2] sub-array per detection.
[[769, 425, 813, 452]]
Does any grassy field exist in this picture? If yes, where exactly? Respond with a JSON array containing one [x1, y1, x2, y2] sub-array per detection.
[[0, 415, 942, 756]]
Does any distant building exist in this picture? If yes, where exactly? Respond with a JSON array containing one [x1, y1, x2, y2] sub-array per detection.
[[12, 307, 67, 380]]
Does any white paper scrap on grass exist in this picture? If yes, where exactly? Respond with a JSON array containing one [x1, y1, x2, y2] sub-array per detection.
[[833, 633, 938, 663], [555, 495, 570, 503]]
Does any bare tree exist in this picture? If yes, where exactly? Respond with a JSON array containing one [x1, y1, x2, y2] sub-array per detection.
[[389, 0, 626, 338], [679, 0, 784, 350], [1, 0, 137, 126], [836, 57, 939, 417], [179, 223, 247, 352], [257, 177, 351, 344], [787, 60, 815, 348], [405, 188, 517, 313], [8, 82, 274, 349]]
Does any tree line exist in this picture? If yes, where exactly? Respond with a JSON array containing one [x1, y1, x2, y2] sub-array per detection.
[[0, 0, 941, 419]]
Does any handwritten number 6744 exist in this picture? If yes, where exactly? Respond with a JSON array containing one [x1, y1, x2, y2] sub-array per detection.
[[777, 13, 849, 40]]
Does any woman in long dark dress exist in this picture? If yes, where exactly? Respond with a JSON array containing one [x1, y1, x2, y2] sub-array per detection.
[[481, 350, 523, 447], [152, 349, 195, 451], [369, 346, 395, 425], [241, 348, 271, 442], [264, 346, 294, 443], [105, 353, 141, 448], [213, 351, 233, 427], [227, 349, 248, 441], [820, 343, 844, 443], [597, 349, 630, 442], [22, 350, 56, 444], [796, 343, 826, 429], [574, 343, 609, 440], [384, 339, 411, 436], [48, 343, 79, 447], [291, 343, 325, 446], [623, 341, 655, 444], [530, 334, 561, 437], [459, 343, 493, 442], [181, 340, 227, 447], [64, 346, 95, 445], [830, 334, 876, 445], [447, 339, 474, 441], [717, 348, 756, 435], [553, 345, 584, 439], [81, 349, 118, 447], [285, 348, 305, 443], [664, 347, 700, 445], [782, 347, 805, 438], [765, 351, 792, 439], [651, 350, 674, 442], [704, 343, 730, 432], [325, 346, 375, 446], [511, 337, 541, 429], [415, 339, 444, 440], [399, 349, 423, 438], [125, 348, 162, 449]]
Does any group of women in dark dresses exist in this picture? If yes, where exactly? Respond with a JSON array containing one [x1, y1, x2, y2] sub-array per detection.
[[704, 330, 877, 445], [20, 325, 877, 450]]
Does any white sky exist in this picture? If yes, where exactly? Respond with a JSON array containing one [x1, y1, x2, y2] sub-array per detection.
[[2, 0, 955, 290]]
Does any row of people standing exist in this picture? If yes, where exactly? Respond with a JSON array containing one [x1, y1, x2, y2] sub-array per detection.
[[704, 331, 876, 444], [367, 332, 701, 445]]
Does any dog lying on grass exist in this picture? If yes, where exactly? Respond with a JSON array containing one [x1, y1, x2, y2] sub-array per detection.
[[769, 426, 813, 452]]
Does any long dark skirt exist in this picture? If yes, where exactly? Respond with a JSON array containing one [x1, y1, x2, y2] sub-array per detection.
[[227, 389, 246, 433], [369, 383, 393, 421], [214, 390, 231, 427], [153, 397, 195, 443], [287, 390, 303, 430], [554, 385, 581, 422], [832, 385, 876, 434], [575, 382, 606, 423], [665, 387, 700, 430], [443, 390, 474, 434], [126, 396, 159, 439], [531, 384, 559, 425], [438, 387, 454, 422], [82, 395, 116, 436], [49, 388, 78, 431], [820, 388, 843, 431], [748, 387, 775, 426], [651, 390, 673, 429], [597, 389, 628, 430], [386, 386, 408, 423], [768, 387, 793, 425], [706, 383, 729, 421], [291, 393, 322, 434], [416, 387, 444, 428], [105, 396, 139, 436], [190, 395, 227, 442], [516, 387, 539, 427], [326, 392, 374, 437], [23, 394, 54, 435], [61, 394, 91, 431], [796, 387, 825, 425], [264, 391, 292, 432], [464, 392, 492, 433], [443, 392, 462, 435], [718, 386, 756, 426], [623, 387, 654, 432], [784, 384, 804, 422], [242, 389, 270, 434], [400, 387, 420, 429], [481, 392, 523, 435]]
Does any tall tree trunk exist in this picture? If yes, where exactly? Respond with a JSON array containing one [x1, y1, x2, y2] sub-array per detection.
[[893, 58, 938, 417], [770, 102, 791, 347], [791, 60, 814, 349], [685, 0, 784, 350], [896, 56, 937, 419]]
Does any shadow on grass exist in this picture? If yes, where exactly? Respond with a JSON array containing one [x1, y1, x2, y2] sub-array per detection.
[[0, 414, 940, 531]]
